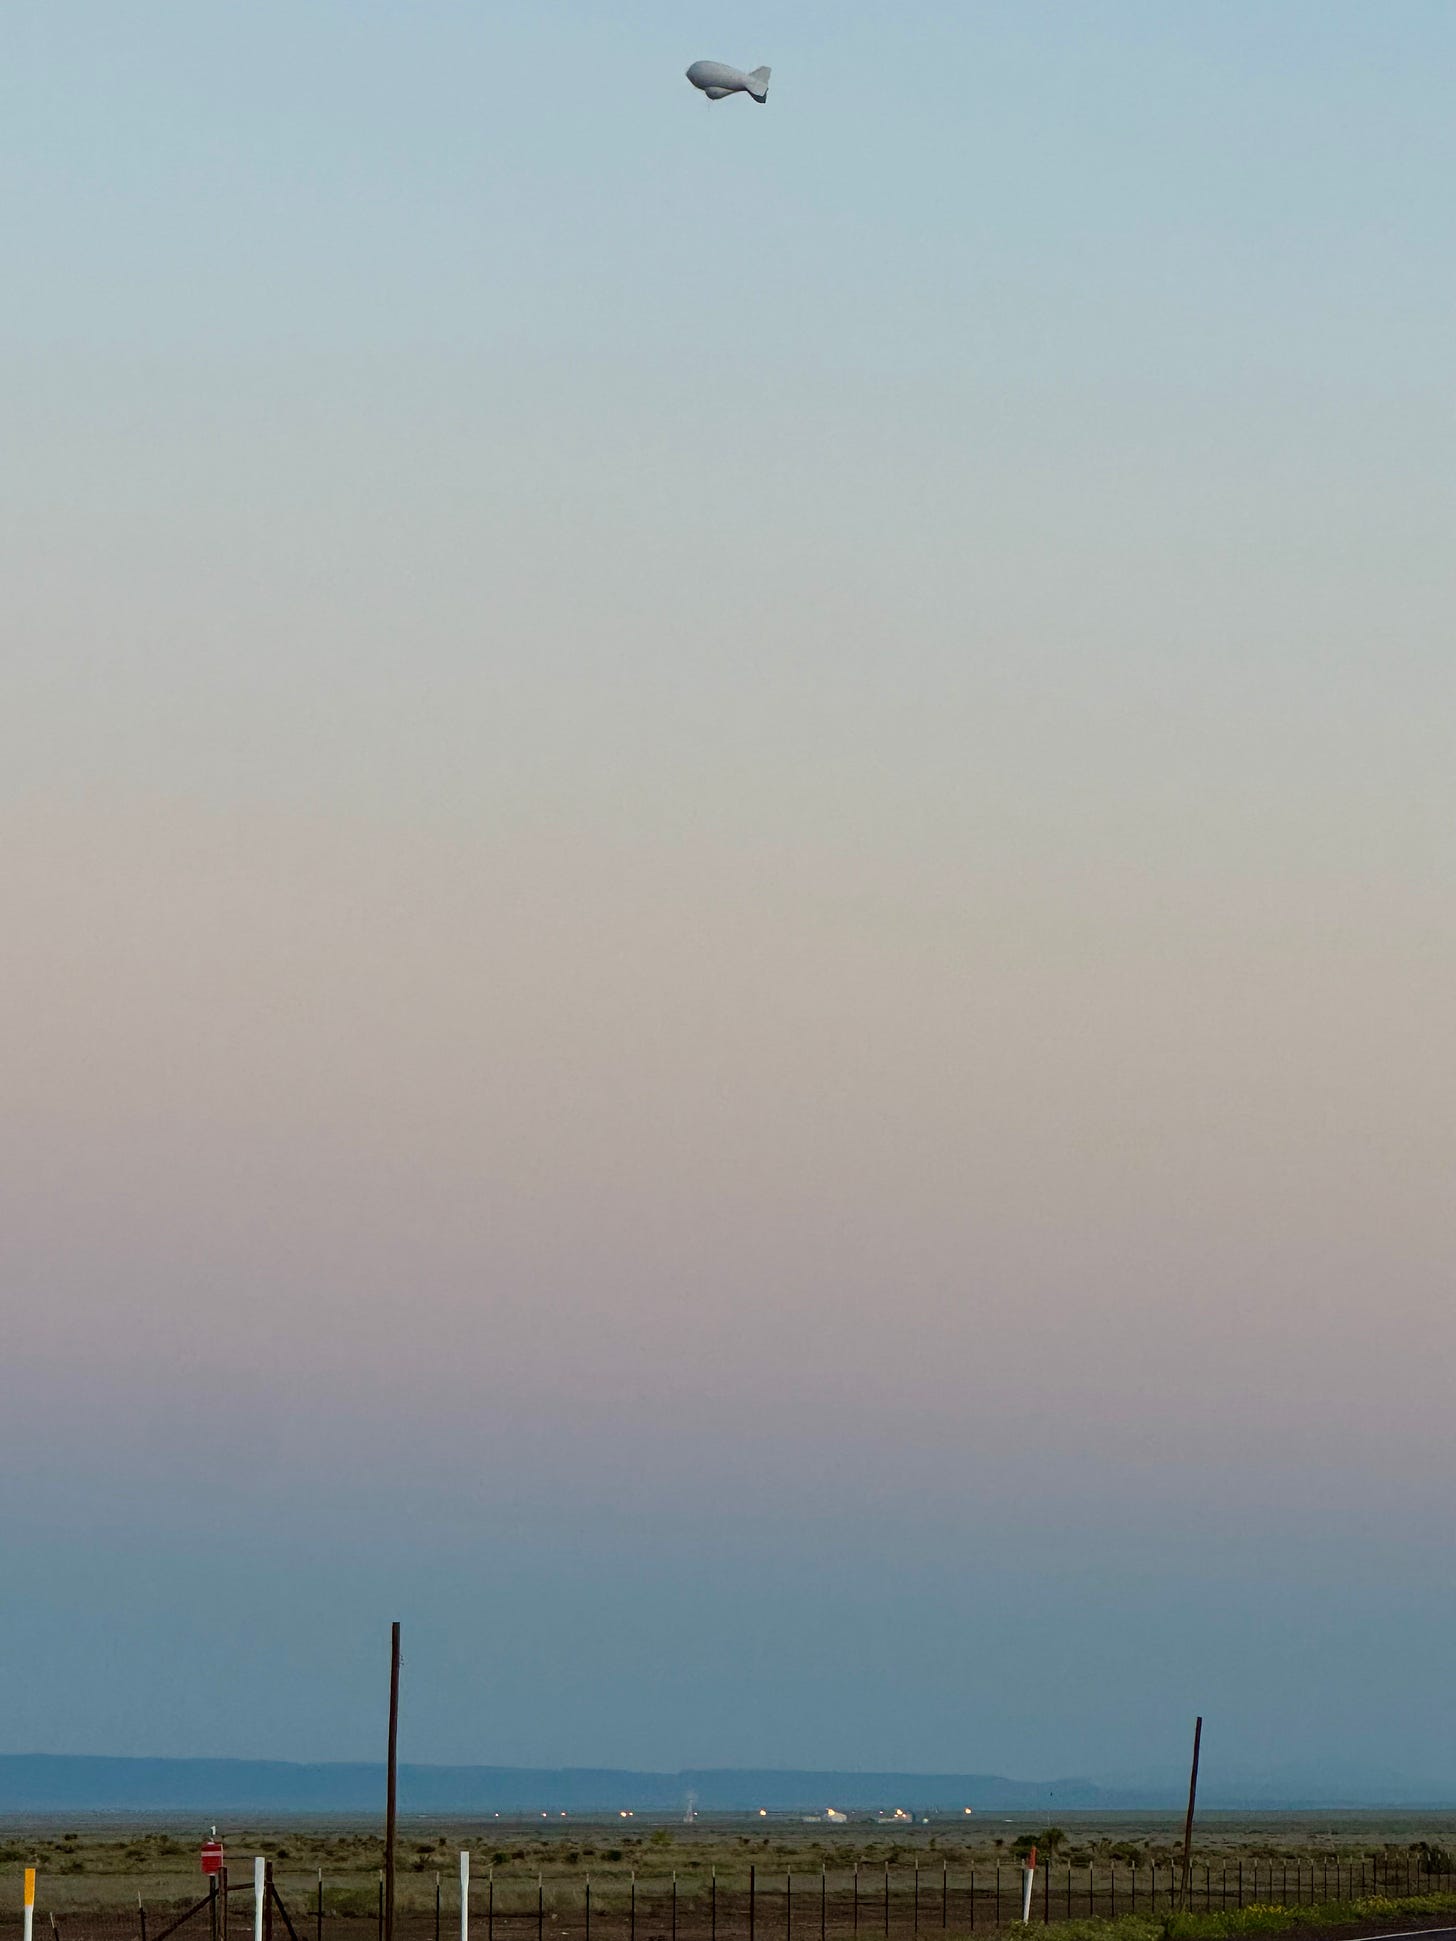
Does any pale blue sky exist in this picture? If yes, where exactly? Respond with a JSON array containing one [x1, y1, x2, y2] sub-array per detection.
[[1, 3, 1454, 1786]]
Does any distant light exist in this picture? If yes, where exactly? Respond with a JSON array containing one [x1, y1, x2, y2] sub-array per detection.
[[758, 1810, 767, 1818], [963, 1809, 973, 1817]]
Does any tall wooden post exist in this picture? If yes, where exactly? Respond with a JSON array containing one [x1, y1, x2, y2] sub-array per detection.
[[1179, 1718, 1203, 1912], [385, 1623, 402, 1941]]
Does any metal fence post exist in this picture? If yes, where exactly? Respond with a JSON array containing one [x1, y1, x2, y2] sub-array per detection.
[[821, 1869, 827, 1941], [853, 1868, 858, 1936], [942, 1866, 948, 1931], [585, 1878, 591, 1941], [537, 1874, 543, 1941], [319, 1872, 325, 1941], [883, 1867, 889, 1940], [751, 1866, 756, 1941]]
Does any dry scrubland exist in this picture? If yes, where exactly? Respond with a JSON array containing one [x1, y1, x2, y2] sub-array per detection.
[[4, 1818, 1456, 1920]]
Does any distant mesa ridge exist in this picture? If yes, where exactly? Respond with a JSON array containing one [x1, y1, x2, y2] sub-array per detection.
[[0, 1756, 1105, 1813], [1, 1755, 1452, 1814]]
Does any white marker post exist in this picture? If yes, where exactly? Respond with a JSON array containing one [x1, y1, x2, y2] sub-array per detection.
[[255, 1860, 266, 1941], [460, 1851, 470, 1941], [24, 1868, 36, 1941], [1021, 1848, 1037, 1926]]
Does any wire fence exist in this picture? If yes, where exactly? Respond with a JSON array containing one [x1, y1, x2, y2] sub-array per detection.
[[12, 1855, 1456, 1941]]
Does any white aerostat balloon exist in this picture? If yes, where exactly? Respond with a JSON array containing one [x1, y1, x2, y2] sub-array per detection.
[[685, 60, 771, 104]]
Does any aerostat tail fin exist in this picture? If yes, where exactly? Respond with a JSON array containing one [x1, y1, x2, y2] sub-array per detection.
[[746, 65, 771, 102]]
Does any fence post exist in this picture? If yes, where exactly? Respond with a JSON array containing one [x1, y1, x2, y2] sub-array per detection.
[[914, 1867, 919, 1935], [487, 1872, 493, 1941], [139, 1893, 149, 1941], [265, 1865, 275, 1941], [1042, 1865, 1049, 1925], [968, 1871, 975, 1933], [942, 1866, 948, 1931], [461, 1856, 471, 1941], [994, 1868, 1000, 1930], [706, 1872, 710, 1941], [672, 1875, 677, 1941], [585, 1878, 591, 1941], [377, 1877, 384, 1941], [255, 1862, 266, 1941], [319, 1872, 325, 1941], [786, 1873, 791, 1941], [883, 1866, 889, 1940], [751, 1866, 757, 1941], [435, 1876, 441, 1941], [537, 1874, 543, 1941], [822, 1868, 827, 1941], [631, 1874, 637, 1941], [222, 1868, 230, 1941]]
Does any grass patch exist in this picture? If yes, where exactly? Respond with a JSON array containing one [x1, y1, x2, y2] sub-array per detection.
[[1000, 1891, 1456, 1941]]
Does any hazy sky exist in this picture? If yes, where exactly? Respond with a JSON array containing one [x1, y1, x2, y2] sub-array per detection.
[[2, 1, 1454, 1788]]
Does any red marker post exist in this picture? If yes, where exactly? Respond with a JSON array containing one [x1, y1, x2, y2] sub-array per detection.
[[202, 1838, 225, 1941], [1020, 1849, 1037, 1926]]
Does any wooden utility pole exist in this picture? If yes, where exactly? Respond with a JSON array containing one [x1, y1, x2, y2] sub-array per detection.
[[1179, 1717, 1203, 1911], [385, 1623, 401, 1941]]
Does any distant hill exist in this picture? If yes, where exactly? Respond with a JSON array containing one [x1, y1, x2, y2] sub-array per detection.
[[0, 1755, 1451, 1816], [0, 1757, 1107, 1815]]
